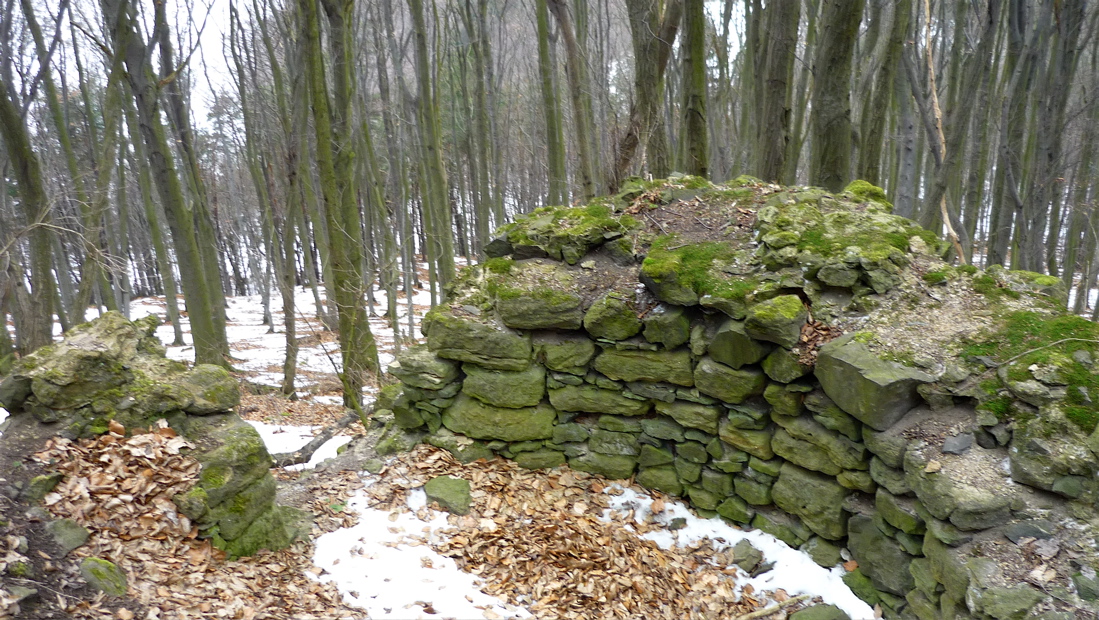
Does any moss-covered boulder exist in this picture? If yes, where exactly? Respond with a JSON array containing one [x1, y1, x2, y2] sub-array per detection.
[[178, 365, 241, 415], [79, 557, 128, 597], [583, 292, 642, 340], [496, 261, 589, 329], [495, 203, 638, 264]]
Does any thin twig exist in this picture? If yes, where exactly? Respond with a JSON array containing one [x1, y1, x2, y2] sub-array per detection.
[[644, 212, 668, 235], [734, 594, 811, 620]]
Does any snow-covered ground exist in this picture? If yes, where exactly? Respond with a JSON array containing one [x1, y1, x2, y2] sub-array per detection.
[[0, 277, 875, 619]]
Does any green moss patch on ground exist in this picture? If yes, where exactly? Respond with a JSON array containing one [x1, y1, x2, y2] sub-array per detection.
[[963, 311, 1099, 431]]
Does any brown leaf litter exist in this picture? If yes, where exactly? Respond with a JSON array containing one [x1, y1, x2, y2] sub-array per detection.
[[31, 421, 363, 620], [361, 444, 824, 620]]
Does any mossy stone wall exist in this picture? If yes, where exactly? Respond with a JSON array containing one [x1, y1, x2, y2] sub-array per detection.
[[381, 178, 1099, 619]]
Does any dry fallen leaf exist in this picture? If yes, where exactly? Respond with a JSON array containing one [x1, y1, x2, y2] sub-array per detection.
[[843, 559, 859, 572]]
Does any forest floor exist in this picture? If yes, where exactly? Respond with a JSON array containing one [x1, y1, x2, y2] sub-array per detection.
[[1, 279, 874, 620]]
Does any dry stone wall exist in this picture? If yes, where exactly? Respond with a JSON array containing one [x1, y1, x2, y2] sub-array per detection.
[[381, 177, 1099, 620]]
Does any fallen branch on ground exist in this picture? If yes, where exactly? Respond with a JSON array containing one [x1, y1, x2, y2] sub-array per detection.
[[270, 406, 371, 467]]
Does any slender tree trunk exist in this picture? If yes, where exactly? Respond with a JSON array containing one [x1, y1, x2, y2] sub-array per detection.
[[756, 0, 799, 182], [0, 76, 54, 354], [678, 0, 708, 178], [535, 0, 568, 206], [302, 0, 380, 411], [101, 0, 226, 367], [609, 0, 683, 191], [809, 0, 864, 191]]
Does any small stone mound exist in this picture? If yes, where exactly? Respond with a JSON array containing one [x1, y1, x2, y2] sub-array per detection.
[[0, 312, 308, 558]]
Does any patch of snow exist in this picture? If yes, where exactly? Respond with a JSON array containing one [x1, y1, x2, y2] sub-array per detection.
[[311, 486, 531, 619], [0, 405, 8, 437], [602, 486, 874, 619]]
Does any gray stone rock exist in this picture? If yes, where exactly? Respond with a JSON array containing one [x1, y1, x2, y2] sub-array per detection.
[[762, 348, 812, 382], [515, 449, 566, 469], [425, 308, 532, 371], [789, 605, 850, 620], [979, 585, 1045, 620], [46, 518, 90, 556], [744, 295, 807, 349], [717, 496, 755, 523], [180, 365, 241, 415], [875, 489, 926, 535], [592, 349, 694, 386], [639, 444, 675, 467], [653, 400, 720, 434], [772, 414, 867, 471], [708, 320, 772, 369], [425, 428, 495, 463], [694, 357, 766, 404], [801, 537, 843, 568], [548, 385, 652, 416], [642, 305, 691, 348], [816, 334, 933, 430], [462, 363, 545, 408], [570, 453, 637, 479], [1072, 571, 1099, 601], [589, 429, 641, 456], [718, 419, 774, 460], [772, 462, 850, 540], [941, 433, 973, 455], [388, 345, 462, 389], [80, 557, 128, 597], [496, 287, 584, 330], [640, 417, 686, 442], [771, 429, 841, 476], [1012, 407, 1097, 497], [751, 508, 811, 547], [583, 293, 642, 340], [636, 465, 682, 495], [534, 333, 596, 374], [424, 476, 472, 515], [732, 539, 763, 572], [847, 514, 914, 595], [1002, 519, 1054, 543]]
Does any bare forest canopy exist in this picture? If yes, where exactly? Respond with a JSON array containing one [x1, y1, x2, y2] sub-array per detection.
[[1, 0, 1098, 401]]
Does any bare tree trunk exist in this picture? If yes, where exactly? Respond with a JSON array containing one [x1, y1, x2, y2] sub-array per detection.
[[809, 0, 864, 192]]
